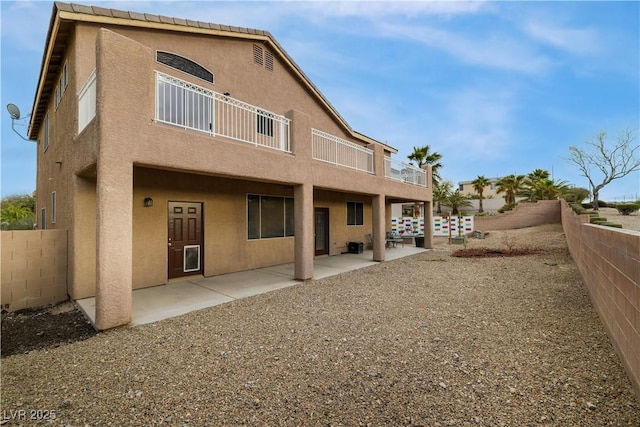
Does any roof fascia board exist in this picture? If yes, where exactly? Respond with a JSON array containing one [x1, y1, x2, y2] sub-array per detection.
[[28, 5, 62, 139]]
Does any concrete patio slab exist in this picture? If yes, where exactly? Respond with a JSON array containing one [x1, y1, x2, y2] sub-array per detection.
[[76, 246, 432, 327]]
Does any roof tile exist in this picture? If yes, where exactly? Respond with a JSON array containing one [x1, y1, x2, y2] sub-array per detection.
[[158, 15, 175, 24], [111, 9, 130, 19], [144, 13, 161, 23], [128, 11, 146, 21], [91, 6, 113, 17], [54, 2, 74, 13], [71, 3, 95, 15]]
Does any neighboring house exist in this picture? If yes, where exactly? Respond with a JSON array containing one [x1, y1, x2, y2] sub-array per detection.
[[28, 2, 433, 329], [458, 177, 502, 199]]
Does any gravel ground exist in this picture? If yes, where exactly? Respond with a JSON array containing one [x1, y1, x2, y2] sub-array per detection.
[[2, 223, 639, 426]]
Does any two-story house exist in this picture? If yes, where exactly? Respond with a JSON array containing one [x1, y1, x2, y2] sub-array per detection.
[[28, 2, 433, 330]]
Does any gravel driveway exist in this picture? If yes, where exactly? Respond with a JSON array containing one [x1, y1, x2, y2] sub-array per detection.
[[2, 223, 639, 426]]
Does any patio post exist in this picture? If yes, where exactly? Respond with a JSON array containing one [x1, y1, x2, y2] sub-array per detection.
[[372, 194, 386, 262]]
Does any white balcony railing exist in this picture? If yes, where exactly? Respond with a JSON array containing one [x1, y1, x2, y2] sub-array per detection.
[[155, 72, 290, 152], [312, 129, 374, 173], [384, 157, 427, 187]]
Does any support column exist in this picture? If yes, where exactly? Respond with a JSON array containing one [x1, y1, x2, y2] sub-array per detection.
[[95, 160, 133, 330], [424, 201, 434, 249], [372, 194, 386, 262], [294, 183, 314, 280]]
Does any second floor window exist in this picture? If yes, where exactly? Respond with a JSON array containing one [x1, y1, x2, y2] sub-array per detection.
[[256, 110, 274, 137], [43, 113, 49, 151]]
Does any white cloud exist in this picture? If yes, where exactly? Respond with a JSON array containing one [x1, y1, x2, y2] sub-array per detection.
[[524, 22, 600, 55], [376, 22, 552, 74]]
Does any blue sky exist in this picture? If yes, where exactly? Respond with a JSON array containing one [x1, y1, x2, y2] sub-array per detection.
[[2, 1, 639, 201]]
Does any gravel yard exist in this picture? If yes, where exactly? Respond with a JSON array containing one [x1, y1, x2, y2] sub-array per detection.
[[2, 222, 639, 426]]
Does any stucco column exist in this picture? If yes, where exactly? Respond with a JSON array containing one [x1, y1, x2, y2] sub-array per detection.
[[94, 29, 136, 330], [294, 183, 314, 280], [424, 201, 434, 249], [287, 109, 314, 280], [95, 161, 133, 330], [372, 194, 386, 262]]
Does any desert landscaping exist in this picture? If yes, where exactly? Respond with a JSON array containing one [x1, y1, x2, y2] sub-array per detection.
[[1, 209, 639, 425]]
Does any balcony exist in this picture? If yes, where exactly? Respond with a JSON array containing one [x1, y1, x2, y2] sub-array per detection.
[[155, 71, 290, 152], [312, 129, 374, 174], [384, 157, 427, 187]]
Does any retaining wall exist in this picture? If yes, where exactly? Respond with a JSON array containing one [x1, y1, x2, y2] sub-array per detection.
[[1, 230, 68, 311], [560, 200, 640, 401], [474, 200, 561, 231]]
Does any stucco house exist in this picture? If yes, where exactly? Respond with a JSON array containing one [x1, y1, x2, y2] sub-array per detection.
[[28, 2, 433, 329]]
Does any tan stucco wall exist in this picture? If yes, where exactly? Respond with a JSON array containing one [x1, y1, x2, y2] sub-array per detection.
[[34, 21, 432, 326]]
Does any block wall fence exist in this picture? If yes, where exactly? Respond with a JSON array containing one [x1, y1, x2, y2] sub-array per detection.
[[1, 230, 68, 311], [560, 199, 640, 401], [474, 200, 561, 231]]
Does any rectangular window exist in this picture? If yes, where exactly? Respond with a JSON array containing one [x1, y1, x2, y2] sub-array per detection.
[[55, 62, 68, 109], [256, 109, 274, 137], [156, 72, 213, 134], [43, 113, 49, 151], [78, 70, 96, 133], [40, 208, 46, 230], [347, 201, 364, 226], [247, 194, 294, 239], [51, 191, 56, 224]]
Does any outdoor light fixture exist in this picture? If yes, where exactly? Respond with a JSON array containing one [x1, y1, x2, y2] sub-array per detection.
[[144, 197, 154, 207], [6, 103, 32, 141]]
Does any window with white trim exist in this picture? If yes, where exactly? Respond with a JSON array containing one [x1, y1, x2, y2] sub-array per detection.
[[347, 201, 364, 226], [43, 113, 49, 151], [51, 191, 56, 224], [256, 109, 274, 137], [247, 194, 294, 239], [78, 70, 96, 133], [40, 208, 46, 230], [55, 61, 69, 109]]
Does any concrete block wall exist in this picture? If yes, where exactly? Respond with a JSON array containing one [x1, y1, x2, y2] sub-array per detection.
[[1, 230, 68, 311], [561, 200, 640, 401], [474, 200, 561, 231]]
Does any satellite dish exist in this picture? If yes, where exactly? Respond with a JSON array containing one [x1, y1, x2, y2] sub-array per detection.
[[7, 103, 21, 120]]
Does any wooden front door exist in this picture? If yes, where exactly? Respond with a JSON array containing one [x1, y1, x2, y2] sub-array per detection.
[[168, 201, 203, 279], [314, 208, 329, 256]]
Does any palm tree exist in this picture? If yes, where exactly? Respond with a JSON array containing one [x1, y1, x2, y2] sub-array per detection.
[[471, 175, 490, 213], [523, 178, 569, 201], [408, 145, 443, 186], [433, 180, 452, 214], [443, 190, 473, 215], [496, 174, 525, 206]]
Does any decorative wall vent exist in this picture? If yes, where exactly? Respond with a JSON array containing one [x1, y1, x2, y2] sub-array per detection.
[[253, 45, 273, 72], [156, 51, 214, 84]]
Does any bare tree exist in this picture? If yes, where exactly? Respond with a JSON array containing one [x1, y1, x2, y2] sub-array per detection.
[[568, 129, 640, 210]]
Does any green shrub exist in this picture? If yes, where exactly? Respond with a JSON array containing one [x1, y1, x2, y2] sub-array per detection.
[[590, 217, 607, 223], [601, 222, 623, 228], [615, 203, 639, 216], [582, 200, 608, 209], [498, 203, 517, 213]]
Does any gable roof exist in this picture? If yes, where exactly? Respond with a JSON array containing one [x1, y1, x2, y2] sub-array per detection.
[[28, 2, 397, 153]]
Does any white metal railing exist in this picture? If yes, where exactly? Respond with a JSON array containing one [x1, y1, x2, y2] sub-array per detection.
[[155, 72, 290, 152], [312, 129, 374, 173], [384, 157, 427, 187]]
